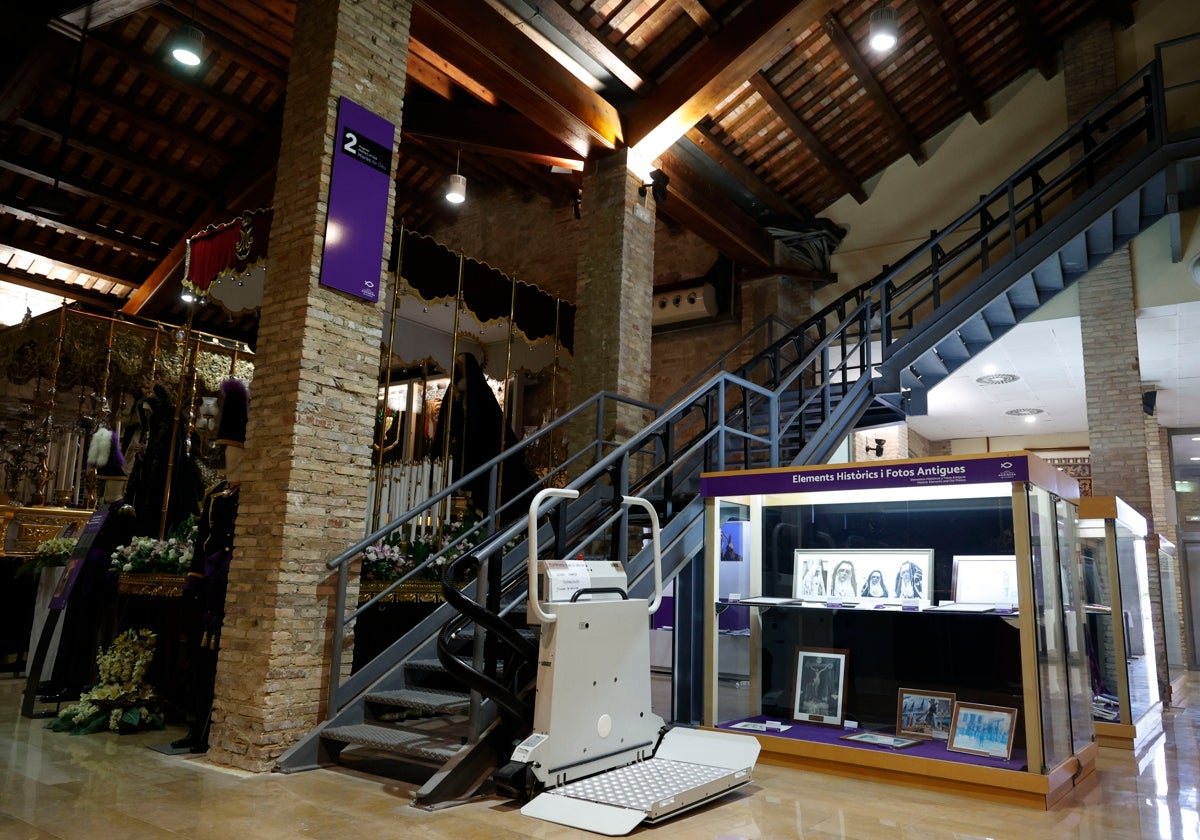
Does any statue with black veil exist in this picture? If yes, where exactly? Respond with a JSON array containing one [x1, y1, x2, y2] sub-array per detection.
[[433, 352, 538, 522]]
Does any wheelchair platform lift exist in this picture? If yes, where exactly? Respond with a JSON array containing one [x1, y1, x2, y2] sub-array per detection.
[[498, 488, 760, 836]]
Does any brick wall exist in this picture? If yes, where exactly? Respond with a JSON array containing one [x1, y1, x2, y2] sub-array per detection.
[[206, 0, 410, 773]]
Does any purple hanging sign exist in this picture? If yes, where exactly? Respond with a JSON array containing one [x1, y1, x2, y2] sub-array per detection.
[[701, 454, 1031, 498], [319, 97, 395, 301]]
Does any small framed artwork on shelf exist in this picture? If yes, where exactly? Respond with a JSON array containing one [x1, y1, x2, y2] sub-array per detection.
[[951, 555, 1020, 603], [840, 731, 922, 749], [792, 647, 849, 726], [947, 701, 1019, 760], [896, 688, 956, 740]]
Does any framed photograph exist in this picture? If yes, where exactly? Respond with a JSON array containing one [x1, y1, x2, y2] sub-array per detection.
[[951, 555, 1019, 603], [896, 688, 955, 740], [792, 647, 849, 726], [840, 731, 922, 749], [947, 702, 1019, 760], [793, 548, 934, 607]]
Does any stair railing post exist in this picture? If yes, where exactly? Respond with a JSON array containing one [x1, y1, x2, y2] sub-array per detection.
[[1007, 181, 1018, 256], [328, 559, 349, 715]]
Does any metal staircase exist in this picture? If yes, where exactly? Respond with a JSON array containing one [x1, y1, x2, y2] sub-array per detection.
[[277, 33, 1200, 808]]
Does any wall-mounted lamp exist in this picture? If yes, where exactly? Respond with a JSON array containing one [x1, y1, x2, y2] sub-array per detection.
[[638, 168, 669, 203], [869, 7, 899, 53], [446, 150, 466, 204]]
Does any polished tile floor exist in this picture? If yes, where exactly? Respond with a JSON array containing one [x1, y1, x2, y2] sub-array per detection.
[[2, 675, 1197, 839]]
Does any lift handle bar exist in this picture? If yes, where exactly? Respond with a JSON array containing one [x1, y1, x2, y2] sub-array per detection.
[[525, 488, 663, 624]]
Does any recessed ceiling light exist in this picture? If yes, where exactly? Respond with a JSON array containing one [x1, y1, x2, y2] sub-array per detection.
[[976, 373, 1020, 385], [1005, 408, 1043, 420]]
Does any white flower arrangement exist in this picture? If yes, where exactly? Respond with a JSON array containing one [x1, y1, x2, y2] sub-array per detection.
[[109, 517, 197, 574], [48, 628, 163, 735]]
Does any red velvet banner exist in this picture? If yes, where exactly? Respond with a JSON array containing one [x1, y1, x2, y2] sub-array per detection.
[[183, 208, 273, 294]]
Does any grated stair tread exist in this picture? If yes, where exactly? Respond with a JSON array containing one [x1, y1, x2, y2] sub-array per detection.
[[366, 688, 470, 713], [322, 723, 463, 762]]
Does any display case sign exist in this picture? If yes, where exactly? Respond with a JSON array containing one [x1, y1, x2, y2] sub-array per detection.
[[701, 454, 1030, 497], [319, 96, 395, 302]]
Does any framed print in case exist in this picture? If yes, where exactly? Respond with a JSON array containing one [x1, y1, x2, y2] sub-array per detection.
[[840, 731, 922, 749], [951, 555, 1019, 603], [793, 548, 934, 606], [896, 688, 955, 740], [947, 701, 1018, 760], [793, 647, 848, 726]]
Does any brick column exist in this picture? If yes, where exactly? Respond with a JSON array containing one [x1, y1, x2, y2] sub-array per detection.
[[206, 0, 410, 772], [1066, 20, 1170, 702], [574, 150, 656, 443]]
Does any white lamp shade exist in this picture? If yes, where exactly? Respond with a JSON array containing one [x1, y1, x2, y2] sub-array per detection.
[[869, 7, 898, 53], [171, 25, 204, 66], [446, 172, 467, 204]]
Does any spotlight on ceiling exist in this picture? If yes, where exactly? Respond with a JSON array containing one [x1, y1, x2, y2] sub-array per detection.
[[869, 7, 899, 53], [170, 23, 205, 67]]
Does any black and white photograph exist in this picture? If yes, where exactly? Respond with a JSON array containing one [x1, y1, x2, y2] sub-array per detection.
[[792, 647, 849, 726], [796, 556, 828, 599], [947, 702, 1018, 760], [793, 548, 934, 606], [951, 555, 1020, 604], [896, 688, 955, 740]]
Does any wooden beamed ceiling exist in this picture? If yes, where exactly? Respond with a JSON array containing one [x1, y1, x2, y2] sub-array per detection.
[[0, 0, 1132, 346]]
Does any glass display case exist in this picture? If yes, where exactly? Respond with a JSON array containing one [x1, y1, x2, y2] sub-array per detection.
[[700, 451, 1096, 809], [1151, 534, 1186, 706], [1077, 496, 1163, 750]]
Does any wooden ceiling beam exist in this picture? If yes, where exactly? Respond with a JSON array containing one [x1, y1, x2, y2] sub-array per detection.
[[655, 150, 777, 271], [408, 39, 502, 107], [16, 116, 220, 200], [84, 30, 272, 132], [0, 230, 140, 288], [624, 0, 841, 159], [0, 197, 164, 260], [72, 81, 233, 163], [0, 157, 187, 230], [402, 101, 584, 171], [411, 0, 622, 159], [912, 0, 988, 124], [0, 264, 128, 309], [676, 0, 719, 35], [1011, 0, 1057, 80], [749, 72, 867, 204], [822, 12, 924, 165], [532, 1, 647, 93], [685, 125, 811, 224]]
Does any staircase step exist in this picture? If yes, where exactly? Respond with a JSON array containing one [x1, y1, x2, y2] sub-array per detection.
[[323, 723, 464, 763], [366, 688, 471, 714]]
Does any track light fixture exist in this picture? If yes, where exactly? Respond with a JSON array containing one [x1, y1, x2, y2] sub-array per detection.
[[170, 1, 204, 67], [638, 169, 669, 203], [446, 150, 466, 204]]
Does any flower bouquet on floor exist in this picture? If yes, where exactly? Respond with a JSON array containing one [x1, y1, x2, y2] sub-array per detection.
[[48, 628, 165, 734]]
